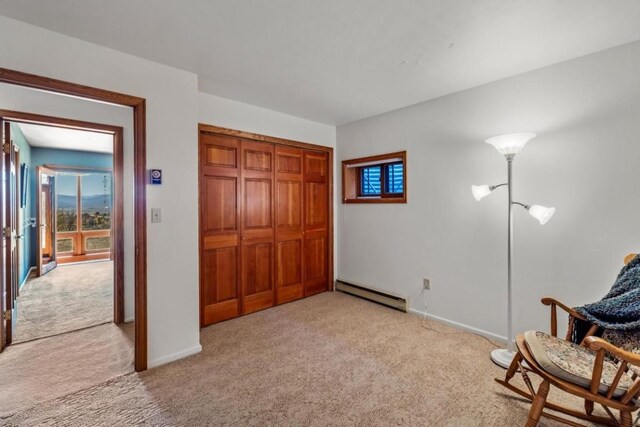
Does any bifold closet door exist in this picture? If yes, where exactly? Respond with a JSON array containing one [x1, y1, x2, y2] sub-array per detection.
[[200, 134, 241, 326], [303, 150, 329, 296], [240, 140, 275, 314], [200, 127, 331, 327], [275, 146, 304, 304]]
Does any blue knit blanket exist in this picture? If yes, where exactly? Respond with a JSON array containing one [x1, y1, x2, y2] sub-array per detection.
[[571, 254, 640, 343]]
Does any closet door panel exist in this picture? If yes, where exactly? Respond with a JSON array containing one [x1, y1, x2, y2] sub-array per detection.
[[199, 134, 241, 326], [303, 150, 329, 296], [304, 233, 327, 292], [275, 147, 304, 304], [241, 140, 275, 314], [244, 179, 271, 230], [203, 176, 237, 231]]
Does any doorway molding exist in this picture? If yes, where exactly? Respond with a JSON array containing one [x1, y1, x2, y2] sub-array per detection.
[[1, 110, 124, 323], [0, 68, 147, 371]]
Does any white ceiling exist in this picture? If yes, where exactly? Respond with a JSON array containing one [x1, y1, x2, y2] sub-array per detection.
[[17, 123, 113, 154], [2, 1, 640, 125]]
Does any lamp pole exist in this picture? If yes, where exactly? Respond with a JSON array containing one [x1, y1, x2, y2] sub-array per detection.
[[490, 154, 516, 368], [506, 154, 514, 354]]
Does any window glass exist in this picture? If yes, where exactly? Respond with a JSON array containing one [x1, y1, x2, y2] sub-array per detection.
[[86, 236, 111, 251], [56, 174, 77, 232], [57, 238, 73, 253], [81, 173, 112, 231], [385, 163, 403, 193], [360, 166, 381, 195]]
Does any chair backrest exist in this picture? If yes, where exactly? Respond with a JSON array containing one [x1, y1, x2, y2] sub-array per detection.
[[584, 336, 640, 404], [624, 253, 637, 266]]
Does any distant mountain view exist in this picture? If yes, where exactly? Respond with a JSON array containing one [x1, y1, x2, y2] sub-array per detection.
[[58, 194, 111, 213]]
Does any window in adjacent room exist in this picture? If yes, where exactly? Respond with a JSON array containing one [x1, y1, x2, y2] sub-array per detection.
[[342, 151, 406, 203]]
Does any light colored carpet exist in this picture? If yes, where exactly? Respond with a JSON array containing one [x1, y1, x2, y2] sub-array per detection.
[[14, 261, 113, 343], [2, 292, 602, 426], [0, 322, 134, 417]]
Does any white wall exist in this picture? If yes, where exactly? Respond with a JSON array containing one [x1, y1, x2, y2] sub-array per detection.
[[199, 93, 336, 149], [337, 41, 640, 342], [0, 16, 201, 367], [0, 83, 136, 322]]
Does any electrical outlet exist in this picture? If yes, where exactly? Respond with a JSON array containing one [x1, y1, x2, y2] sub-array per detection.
[[423, 278, 430, 290]]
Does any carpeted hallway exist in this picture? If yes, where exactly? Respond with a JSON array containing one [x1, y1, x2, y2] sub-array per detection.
[[13, 261, 113, 343], [0, 322, 134, 417], [0, 292, 598, 426]]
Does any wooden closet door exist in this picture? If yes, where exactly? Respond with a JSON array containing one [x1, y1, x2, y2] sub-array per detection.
[[303, 150, 329, 296], [199, 134, 241, 326], [275, 146, 304, 304], [241, 140, 275, 314]]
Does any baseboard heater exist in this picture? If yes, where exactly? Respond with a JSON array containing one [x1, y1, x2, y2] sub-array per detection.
[[335, 279, 408, 312]]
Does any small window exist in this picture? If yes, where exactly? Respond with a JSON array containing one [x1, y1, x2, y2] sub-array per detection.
[[342, 151, 406, 203], [360, 166, 381, 195]]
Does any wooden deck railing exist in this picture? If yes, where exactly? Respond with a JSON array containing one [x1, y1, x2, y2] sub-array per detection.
[[56, 228, 111, 263]]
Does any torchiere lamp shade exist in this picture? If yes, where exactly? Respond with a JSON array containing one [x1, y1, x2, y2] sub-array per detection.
[[485, 133, 536, 156]]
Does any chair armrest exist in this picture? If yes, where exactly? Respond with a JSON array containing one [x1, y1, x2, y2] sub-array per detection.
[[541, 297, 587, 338], [584, 336, 640, 366], [541, 297, 587, 320]]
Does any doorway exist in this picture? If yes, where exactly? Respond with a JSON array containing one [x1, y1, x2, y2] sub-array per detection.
[[0, 68, 146, 371], [0, 112, 124, 345]]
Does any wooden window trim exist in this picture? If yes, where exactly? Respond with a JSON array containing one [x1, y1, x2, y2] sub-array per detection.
[[51, 167, 113, 260], [342, 151, 407, 204]]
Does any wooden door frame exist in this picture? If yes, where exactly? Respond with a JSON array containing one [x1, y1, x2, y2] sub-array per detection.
[[35, 165, 57, 276], [0, 68, 147, 371], [1, 121, 17, 348], [3, 111, 125, 323], [198, 123, 334, 325]]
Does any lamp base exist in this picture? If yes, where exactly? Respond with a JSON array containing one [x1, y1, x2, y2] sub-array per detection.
[[490, 348, 517, 369]]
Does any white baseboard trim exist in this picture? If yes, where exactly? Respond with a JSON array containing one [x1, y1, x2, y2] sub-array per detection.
[[148, 344, 202, 369], [124, 316, 135, 323], [19, 266, 36, 290], [408, 307, 507, 345]]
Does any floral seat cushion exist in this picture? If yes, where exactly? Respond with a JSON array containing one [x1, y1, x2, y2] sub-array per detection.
[[524, 331, 635, 398]]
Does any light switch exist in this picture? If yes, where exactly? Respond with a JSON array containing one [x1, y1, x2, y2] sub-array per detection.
[[151, 208, 162, 223]]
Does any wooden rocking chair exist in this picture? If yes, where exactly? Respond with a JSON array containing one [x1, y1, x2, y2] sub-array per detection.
[[496, 253, 640, 427]]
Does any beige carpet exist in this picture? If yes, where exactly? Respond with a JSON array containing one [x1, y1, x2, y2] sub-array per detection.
[[0, 322, 134, 417], [1, 292, 602, 426], [14, 261, 113, 343]]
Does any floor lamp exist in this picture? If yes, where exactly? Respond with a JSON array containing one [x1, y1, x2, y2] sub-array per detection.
[[472, 133, 555, 369]]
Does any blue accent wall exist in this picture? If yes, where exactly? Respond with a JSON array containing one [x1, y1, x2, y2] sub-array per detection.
[[21, 145, 113, 283], [30, 147, 113, 172], [29, 147, 113, 221], [10, 124, 33, 286]]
